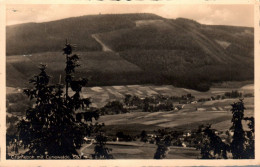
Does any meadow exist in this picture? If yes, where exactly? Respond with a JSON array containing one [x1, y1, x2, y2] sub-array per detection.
[[79, 141, 200, 159]]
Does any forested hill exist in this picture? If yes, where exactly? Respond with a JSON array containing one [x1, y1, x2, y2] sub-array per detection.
[[6, 13, 254, 91], [6, 13, 162, 55], [6, 14, 253, 57]]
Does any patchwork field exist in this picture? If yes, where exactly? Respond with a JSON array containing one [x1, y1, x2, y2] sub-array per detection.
[[78, 83, 254, 108], [7, 83, 254, 159], [74, 83, 254, 138], [88, 95, 253, 159], [95, 97, 253, 136]]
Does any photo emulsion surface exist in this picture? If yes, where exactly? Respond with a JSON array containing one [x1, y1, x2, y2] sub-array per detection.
[[5, 4, 255, 159]]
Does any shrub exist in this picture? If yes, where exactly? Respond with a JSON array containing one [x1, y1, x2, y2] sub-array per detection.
[[100, 100, 127, 115]]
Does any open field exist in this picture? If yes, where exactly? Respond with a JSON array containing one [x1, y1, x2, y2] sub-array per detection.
[[77, 83, 253, 137], [96, 97, 253, 136], [7, 83, 254, 110], [79, 141, 200, 159], [87, 84, 253, 135], [78, 83, 253, 108], [86, 95, 253, 159]]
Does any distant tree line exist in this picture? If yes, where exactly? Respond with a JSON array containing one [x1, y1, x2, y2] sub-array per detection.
[[224, 90, 242, 98], [124, 94, 194, 112], [198, 90, 253, 102]]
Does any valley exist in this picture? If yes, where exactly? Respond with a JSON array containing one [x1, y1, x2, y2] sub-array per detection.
[[6, 83, 254, 159], [5, 13, 255, 159]]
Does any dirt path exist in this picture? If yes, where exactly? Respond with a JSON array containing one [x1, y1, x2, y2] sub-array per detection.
[[80, 142, 93, 156], [91, 34, 113, 52]]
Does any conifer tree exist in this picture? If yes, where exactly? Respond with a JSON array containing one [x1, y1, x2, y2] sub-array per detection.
[[230, 100, 246, 158], [17, 41, 98, 158], [230, 99, 255, 159]]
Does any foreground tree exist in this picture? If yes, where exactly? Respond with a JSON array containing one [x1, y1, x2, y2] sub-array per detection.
[[230, 99, 254, 159], [16, 42, 98, 158], [230, 99, 246, 158], [195, 125, 228, 159], [243, 116, 255, 158], [196, 99, 254, 159], [154, 129, 172, 159], [92, 131, 113, 159]]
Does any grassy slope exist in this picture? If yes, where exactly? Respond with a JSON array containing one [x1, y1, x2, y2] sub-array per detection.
[[81, 142, 200, 159]]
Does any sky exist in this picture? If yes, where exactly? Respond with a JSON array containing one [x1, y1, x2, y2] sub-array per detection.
[[6, 4, 254, 27]]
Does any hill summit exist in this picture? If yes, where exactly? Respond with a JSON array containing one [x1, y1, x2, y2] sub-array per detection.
[[7, 13, 162, 55]]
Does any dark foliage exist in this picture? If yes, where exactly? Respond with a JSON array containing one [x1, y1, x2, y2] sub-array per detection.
[[76, 109, 99, 123], [243, 117, 255, 158], [154, 129, 172, 159], [195, 125, 228, 159], [124, 94, 177, 112], [124, 94, 132, 106], [16, 43, 99, 158], [7, 14, 161, 55], [224, 90, 242, 98], [140, 130, 148, 143], [196, 99, 255, 159], [116, 131, 135, 142], [92, 131, 113, 159], [7, 14, 253, 92], [119, 48, 253, 92], [229, 99, 255, 159], [100, 101, 127, 115]]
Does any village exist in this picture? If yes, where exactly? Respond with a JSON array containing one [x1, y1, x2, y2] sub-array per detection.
[[6, 84, 254, 158]]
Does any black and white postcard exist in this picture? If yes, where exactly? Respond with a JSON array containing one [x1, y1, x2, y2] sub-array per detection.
[[0, 0, 259, 166]]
